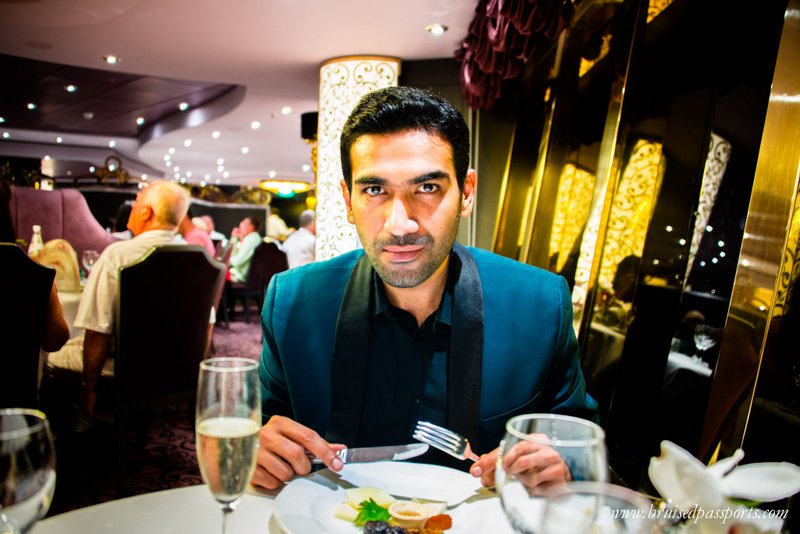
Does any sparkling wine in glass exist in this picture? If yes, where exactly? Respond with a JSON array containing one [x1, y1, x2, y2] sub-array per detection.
[[539, 481, 655, 533], [81, 250, 99, 275], [196, 357, 261, 534], [0, 409, 57, 534], [496, 413, 608, 534]]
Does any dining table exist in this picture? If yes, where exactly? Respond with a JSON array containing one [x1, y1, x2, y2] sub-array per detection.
[[57, 288, 84, 338], [31, 485, 281, 534]]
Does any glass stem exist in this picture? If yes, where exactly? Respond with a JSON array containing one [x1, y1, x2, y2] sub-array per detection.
[[221, 504, 234, 534]]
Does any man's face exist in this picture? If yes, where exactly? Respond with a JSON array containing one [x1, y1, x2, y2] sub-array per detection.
[[341, 130, 476, 288], [127, 191, 151, 236]]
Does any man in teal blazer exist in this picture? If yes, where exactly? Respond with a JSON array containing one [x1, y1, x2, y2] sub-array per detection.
[[252, 87, 596, 491]]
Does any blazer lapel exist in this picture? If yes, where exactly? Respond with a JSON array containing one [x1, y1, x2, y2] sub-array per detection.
[[326, 253, 373, 444], [448, 243, 485, 452]]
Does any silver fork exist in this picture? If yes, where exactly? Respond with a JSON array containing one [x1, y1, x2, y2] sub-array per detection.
[[413, 421, 480, 462]]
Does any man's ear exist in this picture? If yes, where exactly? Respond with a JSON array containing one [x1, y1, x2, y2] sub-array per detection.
[[460, 169, 477, 218], [340, 179, 355, 224]]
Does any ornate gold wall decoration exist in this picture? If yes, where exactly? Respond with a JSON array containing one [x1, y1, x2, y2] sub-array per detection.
[[315, 56, 400, 260], [549, 163, 595, 271]]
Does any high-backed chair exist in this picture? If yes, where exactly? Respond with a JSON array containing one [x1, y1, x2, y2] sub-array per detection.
[[113, 245, 224, 494], [222, 241, 287, 324], [0, 243, 56, 408]]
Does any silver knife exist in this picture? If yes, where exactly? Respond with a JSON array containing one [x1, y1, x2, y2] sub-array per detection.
[[310, 443, 429, 464]]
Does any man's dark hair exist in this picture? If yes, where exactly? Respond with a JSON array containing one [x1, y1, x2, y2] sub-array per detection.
[[340, 86, 470, 191], [247, 216, 262, 233]]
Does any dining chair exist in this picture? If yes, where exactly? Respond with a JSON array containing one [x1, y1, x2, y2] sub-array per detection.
[[0, 243, 56, 409], [222, 240, 287, 324], [112, 244, 224, 495]]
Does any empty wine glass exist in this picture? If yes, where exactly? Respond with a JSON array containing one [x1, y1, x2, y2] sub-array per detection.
[[540, 482, 655, 533], [693, 324, 719, 354], [196, 357, 260, 534], [496, 414, 608, 534], [81, 250, 99, 275], [0, 409, 57, 534]]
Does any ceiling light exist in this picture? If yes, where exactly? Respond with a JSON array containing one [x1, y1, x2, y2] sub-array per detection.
[[180, 177, 186, 184], [168, 147, 176, 154], [136, 117, 145, 125], [178, 102, 189, 111], [281, 106, 292, 115], [27, 103, 36, 110], [65, 84, 77, 93], [43, 155, 51, 160], [108, 140, 116, 148], [241, 146, 250, 154], [174, 166, 180, 172], [216, 179, 221, 185], [56, 137, 63, 143], [259, 179, 312, 197], [163, 155, 170, 161], [200, 180, 207, 187], [268, 170, 277, 178], [217, 165, 224, 172], [251, 121, 261, 130], [183, 139, 192, 147], [2, 132, 8, 139], [186, 171, 192, 178], [142, 174, 148, 181], [0, 117, 5, 123], [83, 111, 94, 120], [89, 166, 96, 173], [302, 164, 311, 172], [425, 23, 448, 36], [216, 158, 224, 165], [103, 54, 121, 65], [223, 171, 230, 178], [204, 174, 210, 180], [211, 131, 220, 139]]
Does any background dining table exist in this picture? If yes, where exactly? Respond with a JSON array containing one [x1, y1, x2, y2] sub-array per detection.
[[31, 485, 281, 534]]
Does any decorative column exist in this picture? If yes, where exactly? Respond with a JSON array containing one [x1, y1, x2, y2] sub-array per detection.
[[315, 56, 401, 260]]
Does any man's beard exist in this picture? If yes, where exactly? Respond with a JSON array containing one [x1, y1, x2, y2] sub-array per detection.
[[362, 217, 459, 288]]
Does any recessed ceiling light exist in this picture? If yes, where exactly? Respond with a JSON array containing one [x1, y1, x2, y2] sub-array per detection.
[[108, 140, 116, 148], [142, 174, 148, 180], [183, 139, 192, 147], [425, 23, 448, 36], [216, 158, 224, 165], [204, 174, 210, 180], [251, 121, 261, 130], [281, 106, 292, 115], [168, 147, 176, 154], [0, 117, 5, 123], [89, 166, 96, 172], [217, 165, 224, 172], [223, 171, 230, 178], [136, 117, 145, 125], [268, 170, 277, 178], [2, 132, 8, 139], [163, 155, 171, 161], [27, 103, 36, 110], [174, 166, 180, 172], [302, 164, 311, 172], [216, 179, 221, 185], [83, 111, 94, 120], [180, 177, 186, 184], [200, 180, 207, 187], [43, 155, 51, 160], [56, 137, 63, 143], [178, 102, 189, 111], [211, 131, 221, 139], [65, 84, 77, 93], [186, 171, 192, 178], [103, 54, 121, 65], [241, 147, 250, 154]]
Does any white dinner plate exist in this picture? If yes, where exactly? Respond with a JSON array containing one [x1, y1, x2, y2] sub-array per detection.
[[272, 462, 513, 534]]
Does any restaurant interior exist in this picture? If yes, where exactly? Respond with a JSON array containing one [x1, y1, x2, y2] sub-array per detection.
[[1, 0, 799, 530]]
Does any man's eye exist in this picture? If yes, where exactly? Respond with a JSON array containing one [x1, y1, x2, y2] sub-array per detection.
[[364, 185, 384, 196], [419, 183, 439, 193]]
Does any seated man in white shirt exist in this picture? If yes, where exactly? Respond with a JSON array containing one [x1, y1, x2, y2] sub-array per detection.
[[281, 209, 316, 269], [46, 181, 190, 419]]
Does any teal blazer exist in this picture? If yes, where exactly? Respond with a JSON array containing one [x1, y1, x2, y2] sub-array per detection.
[[259, 245, 596, 453]]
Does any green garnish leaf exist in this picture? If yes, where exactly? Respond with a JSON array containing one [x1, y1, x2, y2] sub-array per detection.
[[354, 498, 391, 526]]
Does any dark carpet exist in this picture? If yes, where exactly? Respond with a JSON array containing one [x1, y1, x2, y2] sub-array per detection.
[[46, 318, 263, 517]]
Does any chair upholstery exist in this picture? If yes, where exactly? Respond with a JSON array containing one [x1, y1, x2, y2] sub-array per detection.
[[222, 241, 288, 324], [8, 186, 117, 262], [0, 243, 56, 408], [113, 244, 224, 494]]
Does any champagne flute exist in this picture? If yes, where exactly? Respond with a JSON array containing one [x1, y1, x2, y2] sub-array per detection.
[[196, 357, 260, 534], [540, 482, 655, 533], [0, 409, 57, 534], [496, 413, 608, 534], [81, 250, 99, 275]]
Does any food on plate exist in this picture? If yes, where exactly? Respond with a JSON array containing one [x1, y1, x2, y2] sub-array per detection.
[[336, 486, 452, 532]]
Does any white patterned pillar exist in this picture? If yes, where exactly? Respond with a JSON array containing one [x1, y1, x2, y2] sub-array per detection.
[[315, 56, 401, 260]]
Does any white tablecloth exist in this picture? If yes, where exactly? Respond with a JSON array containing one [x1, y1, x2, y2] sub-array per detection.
[[57, 290, 83, 338], [31, 485, 280, 534]]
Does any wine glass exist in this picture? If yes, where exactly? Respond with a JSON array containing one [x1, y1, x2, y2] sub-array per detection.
[[0, 409, 57, 534], [496, 414, 608, 534], [81, 250, 99, 275], [195, 357, 261, 534], [539, 482, 655, 533], [693, 324, 719, 354]]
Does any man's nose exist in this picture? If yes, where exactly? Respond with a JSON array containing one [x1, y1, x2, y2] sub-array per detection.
[[384, 196, 420, 236]]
